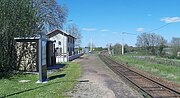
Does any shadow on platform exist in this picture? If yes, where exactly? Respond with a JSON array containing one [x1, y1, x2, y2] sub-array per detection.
[[48, 74, 66, 81], [47, 64, 66, 70]]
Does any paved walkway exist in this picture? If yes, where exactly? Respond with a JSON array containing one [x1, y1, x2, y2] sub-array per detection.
[[67, 54, 143, 98]]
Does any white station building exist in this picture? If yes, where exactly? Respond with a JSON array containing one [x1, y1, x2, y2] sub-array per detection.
[[46, 29, 76, 62]]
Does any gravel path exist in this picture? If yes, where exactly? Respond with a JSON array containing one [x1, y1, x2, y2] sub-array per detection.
[[67, 54, 144, 98]]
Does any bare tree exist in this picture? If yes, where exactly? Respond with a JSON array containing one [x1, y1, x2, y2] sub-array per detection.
[[66, 24, 82, 48], [32, 0, 68, 35], [136, 33, 167, 55]]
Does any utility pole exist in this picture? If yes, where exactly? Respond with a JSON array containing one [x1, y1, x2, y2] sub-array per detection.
[[109, 43, 112, 55], [107, 43, 110, 55], [89, 31, 93, 52], [122, 32, 124, 55], [90, 38, 93, 52], [121, 32, 136, 55]]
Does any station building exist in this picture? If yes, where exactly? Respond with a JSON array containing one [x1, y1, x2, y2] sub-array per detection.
[[46, 29, 76, 62]]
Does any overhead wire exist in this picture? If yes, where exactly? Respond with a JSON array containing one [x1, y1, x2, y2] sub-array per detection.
[[146, 23, 171, 33], [121, 19, 177, 39], [122, 23, 171, 35]]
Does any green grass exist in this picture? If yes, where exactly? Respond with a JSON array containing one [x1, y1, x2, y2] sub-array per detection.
[[0, 62, 82, 98], [111, 55, 180, 84]]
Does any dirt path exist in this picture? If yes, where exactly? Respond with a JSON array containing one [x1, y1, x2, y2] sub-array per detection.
[[67, 54, 143, 98]]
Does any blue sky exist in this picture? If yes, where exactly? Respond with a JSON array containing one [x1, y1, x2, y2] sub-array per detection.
[[57, 0, 180, 47]]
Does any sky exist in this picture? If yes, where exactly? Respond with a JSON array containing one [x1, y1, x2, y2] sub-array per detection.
[[57, 0, 180, 47]]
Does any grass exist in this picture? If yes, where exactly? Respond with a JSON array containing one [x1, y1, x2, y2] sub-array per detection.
[[111, 55, 180, 84], [0, 62, 82, 98]]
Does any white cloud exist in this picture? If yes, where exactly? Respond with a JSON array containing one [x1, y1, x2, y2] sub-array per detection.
[[100, 29, 109, 32], [161, 17, 180, 23], [136, 28, 144, 32], [82, 28, 97, 31]]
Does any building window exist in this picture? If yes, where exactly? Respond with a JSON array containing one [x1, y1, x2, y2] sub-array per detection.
[[70, 47, 72, 52], [72, 39, 74, 44], [68, 37, 70, 43], [58, 41, 61, 45], [60, 48, 62, 53]]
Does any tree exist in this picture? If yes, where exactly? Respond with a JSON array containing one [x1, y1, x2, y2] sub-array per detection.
[[113, 43, 122, 55], [171, 37, 180, 57], [124, 44, 135, 53], [94, 47, 105, 51], [66, 23, 82, 48], [0, 0, 38, 74], [32, 0, 68, 34], [136, 33, 167, 55]]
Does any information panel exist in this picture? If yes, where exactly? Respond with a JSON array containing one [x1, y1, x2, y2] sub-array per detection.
[[38, 38, 47, 83], [41, 39, 46, 66]]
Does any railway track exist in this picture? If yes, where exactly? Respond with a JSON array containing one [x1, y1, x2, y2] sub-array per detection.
[[99, 52, 180, 98]]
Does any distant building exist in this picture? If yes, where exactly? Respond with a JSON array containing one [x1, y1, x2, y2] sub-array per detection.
[[46, 29, 76, 62]]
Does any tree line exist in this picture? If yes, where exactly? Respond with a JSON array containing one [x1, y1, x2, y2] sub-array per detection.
[[110, 32, 180, 58], [136, 33, 167, 56], [136, 33, 180, 58]]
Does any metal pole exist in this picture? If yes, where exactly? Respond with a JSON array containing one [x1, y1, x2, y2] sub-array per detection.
[[122, 32, 124, 55], [38, 38, 42, 82]]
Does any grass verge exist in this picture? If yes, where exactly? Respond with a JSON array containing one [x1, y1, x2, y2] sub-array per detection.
[[0, 62, 81, 98], [111, 55, 180, 84]]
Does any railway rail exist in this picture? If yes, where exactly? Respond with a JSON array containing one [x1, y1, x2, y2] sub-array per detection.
[[99, 52, 180, 98]]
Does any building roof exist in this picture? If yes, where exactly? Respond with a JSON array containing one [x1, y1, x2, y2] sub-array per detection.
[[46, 29, 76, 39], [14, 37, 55, 43], [14, 37, 40, 42]]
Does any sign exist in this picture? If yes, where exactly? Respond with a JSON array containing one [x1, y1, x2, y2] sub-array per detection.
[[37, 37, 47, 83], [41, 39, 46, 65]]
